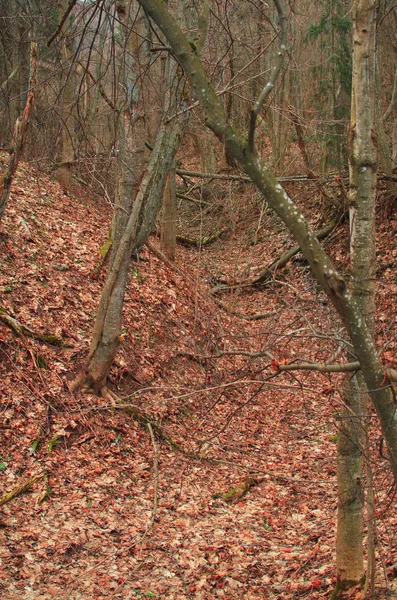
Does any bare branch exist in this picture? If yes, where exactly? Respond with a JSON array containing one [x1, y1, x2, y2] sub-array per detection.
[[277, 361, 360, 373], [47, 0, 79, 48], [248, 0, 287, 152]]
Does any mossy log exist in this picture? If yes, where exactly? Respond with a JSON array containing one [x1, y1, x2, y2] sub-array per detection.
[[0, 472, 45, 507], [0, 306, 65, 346]]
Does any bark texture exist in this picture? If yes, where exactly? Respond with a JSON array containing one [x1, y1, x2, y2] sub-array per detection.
[[336, 0, 378, 589], [56, 0, 75, 191]]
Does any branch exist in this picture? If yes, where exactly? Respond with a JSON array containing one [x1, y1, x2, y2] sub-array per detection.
[[248, 0, 287, 152], [0, 472, 45, 507], [176, 229, 227, 247], [0, 64, 20, 92], [176, 168, 313, 184], [277, 361, 360, 373], [210, 215, 342, 293], [0, 306, 65, 346], [139, 423, 159, 549], [47, 0, 78, 48]]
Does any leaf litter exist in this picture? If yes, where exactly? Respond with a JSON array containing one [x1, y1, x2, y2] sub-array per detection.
[[0, 160, 397, 599]]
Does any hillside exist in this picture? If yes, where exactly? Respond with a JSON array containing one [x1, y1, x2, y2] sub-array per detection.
[[1, 161, 397, 599]]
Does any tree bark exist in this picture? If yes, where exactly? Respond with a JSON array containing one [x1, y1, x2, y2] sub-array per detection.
[[72, 94, 184, 393], [136, 0, 397, 483], [56, 0, 75, 191], [336, 0, 378, 589]]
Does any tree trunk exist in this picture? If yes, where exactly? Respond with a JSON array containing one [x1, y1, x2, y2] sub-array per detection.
[[160, 167, 177, 261], [136, 0, 397, 484], [336, 0, 378, 590], [375, 58, 397, 213], [0, 42, 37, 223], [336, 375, 365, 588], [56, 0, 75, 191], [72, 92, 184, 394]]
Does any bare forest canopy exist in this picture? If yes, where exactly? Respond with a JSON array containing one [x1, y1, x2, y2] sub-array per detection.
[[1, 0, 397, 598]]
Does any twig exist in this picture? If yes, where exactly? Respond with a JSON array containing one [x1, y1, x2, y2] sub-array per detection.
[[139, 423, 159, 554]]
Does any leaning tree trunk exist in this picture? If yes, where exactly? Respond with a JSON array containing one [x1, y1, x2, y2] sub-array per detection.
[[72, 17, 185, 394], [0, 42, 37, 223], [136, 0, 397, 483], [336, 0, 378, 590], [72, 114, 183, 394]]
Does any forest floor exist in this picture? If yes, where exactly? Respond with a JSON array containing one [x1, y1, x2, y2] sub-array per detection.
[[1, 158, 397, 600]]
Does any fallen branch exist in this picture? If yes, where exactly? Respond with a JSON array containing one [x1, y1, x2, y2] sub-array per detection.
[[176, 168, 313, 184], [176, 191, 211, 206], [277, 360, 360, 374], [0, 306, 65, 346], [213, 476, 261, 503], [0, 472, 45, 507], [213, 297, 277, 321], [211, 215, 342, 294], [140, 422, 159, 550]]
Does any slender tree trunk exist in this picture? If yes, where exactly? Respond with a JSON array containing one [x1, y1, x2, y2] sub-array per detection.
[[375, 58, 397, 213], [56, 0, 75, 191], [0, 42, 37, 223], [161, 166, 177, 260], [336, 374, 365, 589], [72, 24, 185, 394], [336, 1, 378, 590]]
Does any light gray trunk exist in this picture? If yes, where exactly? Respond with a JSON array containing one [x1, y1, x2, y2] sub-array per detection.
[[336, 1, 378, 589]]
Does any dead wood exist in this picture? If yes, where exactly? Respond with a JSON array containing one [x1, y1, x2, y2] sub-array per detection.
[[211, 215, 343, 294], [0, 472, 45, 507], [176, 229, 227, 248], [0, 306, 65, 346]]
